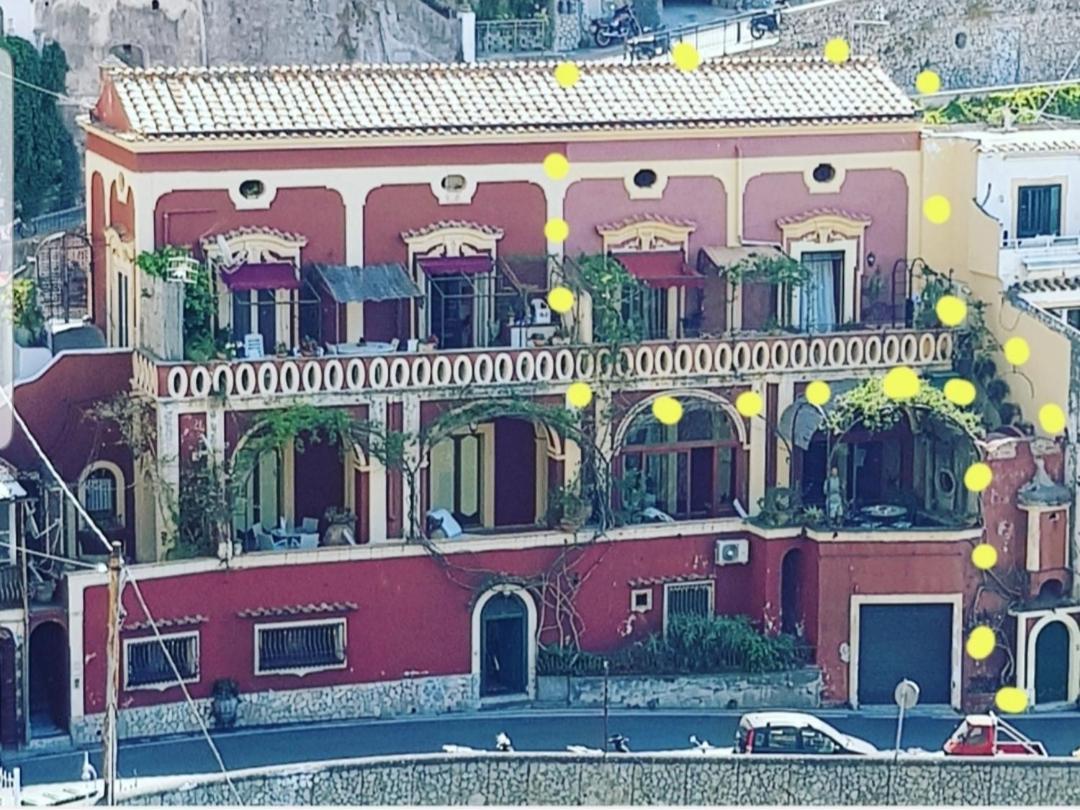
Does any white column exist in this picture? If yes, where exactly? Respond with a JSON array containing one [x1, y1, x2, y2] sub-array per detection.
[[367, 398, 388, 543], [155, 404, 181, 561], [340, 185, 372, 343], [401, 394, 423, 540], [775, 378, 796, 489], [460, 11, 477, 63], [747, 381, 768, 515]]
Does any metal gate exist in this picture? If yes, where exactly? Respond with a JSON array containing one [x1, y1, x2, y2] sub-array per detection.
[[858, 603, 952, 705], [30, 230, 91, 323]]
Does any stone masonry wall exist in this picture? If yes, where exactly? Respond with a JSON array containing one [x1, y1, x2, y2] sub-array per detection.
[[69, 674, 478, 746], [117, 751, 1080, 805], [537, 668, 823, 710], [774, 0, 1080, 90]]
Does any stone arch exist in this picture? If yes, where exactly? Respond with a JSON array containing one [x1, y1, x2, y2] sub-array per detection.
[[470, 584, 538, 701], [1025, 613, 1080, 706], [612, 389, 750, 451]]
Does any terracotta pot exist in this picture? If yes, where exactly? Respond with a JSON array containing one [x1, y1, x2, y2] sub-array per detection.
[[321, 520, 356, 546]]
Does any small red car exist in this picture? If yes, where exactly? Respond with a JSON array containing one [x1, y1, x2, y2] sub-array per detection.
[[943, 713, 1047, 757]]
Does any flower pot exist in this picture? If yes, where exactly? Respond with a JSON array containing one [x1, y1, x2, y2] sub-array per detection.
[[212, 695, 239, 728], [321, 519, 356, 547]]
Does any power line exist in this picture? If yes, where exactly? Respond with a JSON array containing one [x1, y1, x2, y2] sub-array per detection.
[[0, 388, 244, 804], [0, 69, 92, 108]]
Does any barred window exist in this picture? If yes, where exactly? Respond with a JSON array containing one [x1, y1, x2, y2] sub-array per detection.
[[82, 467, 119, 526], [124, 632, 199, 689], [255, 619, 347, 675], [664, 581, 714, 634]]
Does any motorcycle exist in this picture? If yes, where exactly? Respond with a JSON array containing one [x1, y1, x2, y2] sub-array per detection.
[[749, 11, 780, 40], [590, 2, 642, 48]]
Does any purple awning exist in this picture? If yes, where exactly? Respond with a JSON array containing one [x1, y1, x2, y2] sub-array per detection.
[[418, 256, 493, 276], [220, 262, 300, 291]]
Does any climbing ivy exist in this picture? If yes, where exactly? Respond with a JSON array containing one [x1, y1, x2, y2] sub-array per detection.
[[568, 253, 648, 346], [824, 375, 984, 440], [726, 252, 811, 289], [924, 83, 1080, 125], [0, 37, 80, 220], [136, 247, 227, 362]]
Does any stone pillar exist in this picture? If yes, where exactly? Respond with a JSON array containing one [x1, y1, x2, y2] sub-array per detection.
[[747, 381, 768, 515], [154, 403, 180, 561], [401, 394, 423, 541], [775, 378, 796, 489], [367, 398, 388, 543]]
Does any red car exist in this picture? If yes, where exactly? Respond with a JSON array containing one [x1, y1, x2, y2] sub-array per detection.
[[943, 713, 1047, 757]]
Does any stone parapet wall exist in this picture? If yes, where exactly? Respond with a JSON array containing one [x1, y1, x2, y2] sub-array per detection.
[[537, 668, 823, 710], [117, 751, 1080, 805], [774, 0, 1080, 89], [70, 674, 477, 746]]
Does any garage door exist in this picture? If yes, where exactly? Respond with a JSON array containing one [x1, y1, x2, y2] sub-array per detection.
[[858, 603, 952, 706]]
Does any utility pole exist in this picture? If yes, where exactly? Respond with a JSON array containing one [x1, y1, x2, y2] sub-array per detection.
[[102, 542, 122, 805]]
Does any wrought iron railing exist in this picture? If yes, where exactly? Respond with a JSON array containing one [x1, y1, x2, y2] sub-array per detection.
[[476, 18, 549, 55]]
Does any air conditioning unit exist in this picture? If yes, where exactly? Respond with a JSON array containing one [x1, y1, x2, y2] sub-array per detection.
[[715, 539, 749, 566]]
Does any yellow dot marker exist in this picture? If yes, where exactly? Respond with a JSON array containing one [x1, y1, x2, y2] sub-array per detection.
[[543, 153, 570, 181], [547, 286, 575, 314], [671, 41, 701, 72], [944, 378, 977, 407], [995, 687, 1028, 714], [915, 69, 941, 95], [966, 626, 995, 661], [823, 38, 850, 64], [924, 195, 952, 225], [882, 367, 920, 401], [806, 380, 832, 407], [935, 294, 967, 327], [566, 382, 593, 409], [1003, 337, 1030, 366], [971, 543, 998, 571], [736, 391, 763, 418], [964, 462, 993, 493], [545, 218, 569, 244], [1039, 403, 1066, 435], [653, 396, 683, 426], [554, 62, 580, 88]]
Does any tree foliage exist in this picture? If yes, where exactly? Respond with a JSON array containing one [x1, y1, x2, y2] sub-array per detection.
[[924, 84, 1080, 125], [0, 36, 80, 220]]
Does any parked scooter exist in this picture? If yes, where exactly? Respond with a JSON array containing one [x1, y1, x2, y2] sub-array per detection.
[[590, 2, 642, 48], [749, 11, 780, 39]]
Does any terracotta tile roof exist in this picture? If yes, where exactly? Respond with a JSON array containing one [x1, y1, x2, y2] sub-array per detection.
[[596, 214, 697, 232], [92, 57, 916, 143], [123, 614, 207, 632], [776, 207, 873, 226], [400, 220, 504, 240], [236, 601, 358, 619]]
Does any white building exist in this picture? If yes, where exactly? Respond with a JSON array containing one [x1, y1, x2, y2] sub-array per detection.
[[0, 0, 34, 41]]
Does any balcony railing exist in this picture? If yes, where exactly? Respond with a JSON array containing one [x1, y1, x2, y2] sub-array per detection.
[[135, 328, 954, 401], [1000, 234, 1080, 282]]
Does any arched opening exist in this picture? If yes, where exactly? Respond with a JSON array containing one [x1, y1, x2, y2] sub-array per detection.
[[1034, 620, 1071, 705], [616, 398, 745, 521], [108, 43, 145, 68], [780, 548, 803, 636], [1038, 579, 1064, 601], [28, 621, 68, 737], [477, 592, 530, 698], [233, 447, 284, 549], [0, 630, 18, 746]]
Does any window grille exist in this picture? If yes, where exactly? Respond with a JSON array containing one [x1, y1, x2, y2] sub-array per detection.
[[125, 633, 199, 688], [664, 581, 714, 632], [255, 619, 347, 674]]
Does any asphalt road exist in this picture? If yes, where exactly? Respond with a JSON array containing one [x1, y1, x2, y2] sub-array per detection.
[[7, 708, 1080, 786]]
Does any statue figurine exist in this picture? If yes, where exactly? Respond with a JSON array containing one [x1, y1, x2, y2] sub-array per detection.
[[824, 466, 845, 526]]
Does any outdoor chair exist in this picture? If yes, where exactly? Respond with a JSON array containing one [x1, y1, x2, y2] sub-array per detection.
[[255, 531, 277, 551], [300, 517, 319, 533]]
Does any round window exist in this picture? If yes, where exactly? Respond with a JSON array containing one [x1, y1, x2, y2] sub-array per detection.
[[633, 169, 658, 189], [441, 174, 467, 192], [955, 32, 967, 49], [812, 163, 836, 184], [239, 179, 265, 199]]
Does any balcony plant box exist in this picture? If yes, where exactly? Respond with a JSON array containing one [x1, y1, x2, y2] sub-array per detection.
[[211, 678, 240, 728]]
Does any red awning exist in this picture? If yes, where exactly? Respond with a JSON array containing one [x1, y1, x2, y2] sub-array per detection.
[[614, 251, 704, 288], [220, 262, 299, 291], [418, 256, 493, 276]]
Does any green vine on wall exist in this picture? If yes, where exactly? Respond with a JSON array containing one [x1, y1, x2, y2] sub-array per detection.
[[726, 253, 811, 289], [567, 253, 648, 347], [824, 375, 984, 440]]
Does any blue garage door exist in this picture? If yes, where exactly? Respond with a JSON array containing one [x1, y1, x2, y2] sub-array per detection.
[[858, 603, 952, 705]]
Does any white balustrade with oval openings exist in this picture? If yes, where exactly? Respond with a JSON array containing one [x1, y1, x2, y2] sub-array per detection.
[[146, 330, 952, 400]]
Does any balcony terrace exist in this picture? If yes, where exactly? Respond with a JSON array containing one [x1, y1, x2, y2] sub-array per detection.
[[999, 234, 1080, 287]]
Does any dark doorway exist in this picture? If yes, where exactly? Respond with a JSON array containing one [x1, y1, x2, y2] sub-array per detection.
[[858, 603, 952, 706], [780, 549, 803, 636], [429, 275, 475, 349], [28, 621, 68, 737], [480, 593, 528, 698], [1034, 620, 1070, 705], [0, 630, 18, 747]]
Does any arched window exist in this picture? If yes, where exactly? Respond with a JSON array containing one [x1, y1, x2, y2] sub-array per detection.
[[78, 462, 124, 528], [619, 402, 739, 520]]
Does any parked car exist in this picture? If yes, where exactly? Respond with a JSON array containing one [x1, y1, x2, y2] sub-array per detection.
[[734, 712, 879, 755], [943, 714, 1047, 757]]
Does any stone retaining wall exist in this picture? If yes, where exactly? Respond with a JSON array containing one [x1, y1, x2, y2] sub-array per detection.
[[537, 668, 822, 710], [116, 751, 1080, 805]]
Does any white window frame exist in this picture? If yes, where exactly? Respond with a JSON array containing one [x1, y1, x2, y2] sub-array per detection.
[[630, 588, 653, 613], [77, 461, 125, 530], [122, 630, 200, 691], [253, 617, 348, 677], [662, 580, 715, 636]]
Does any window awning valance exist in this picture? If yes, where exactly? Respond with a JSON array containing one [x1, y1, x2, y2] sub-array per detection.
[[417, 256, 493, 276], [613, 251, 704, 288], [220, 262, 299, 291]]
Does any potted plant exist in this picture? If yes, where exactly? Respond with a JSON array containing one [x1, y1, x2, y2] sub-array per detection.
[[321, 508, 356, 546], [274, 342, 288, 358], [300, 336, 318, 357], [545, 483, 592, 531], [12, 278, 45, 346], [211, 678, 240, 728]]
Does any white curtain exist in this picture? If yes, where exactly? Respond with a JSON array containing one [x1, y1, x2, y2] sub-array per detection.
[[800, 253, 839, 332]]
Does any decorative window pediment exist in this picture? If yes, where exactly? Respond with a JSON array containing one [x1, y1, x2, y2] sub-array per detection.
[[401, 220, 504, 259], [103, 227, 135, 265], [200, 227, 308, 267], [778, 209, 872, 245], [597, 214, 696, 254]]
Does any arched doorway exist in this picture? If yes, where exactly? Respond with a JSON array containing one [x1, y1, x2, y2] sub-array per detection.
[[473, 588, 535, 699], [28, 621, 68, 737], [780, 548, 803, 636], [1034, 620, 1071, 705], [0, 630, 18, 746]]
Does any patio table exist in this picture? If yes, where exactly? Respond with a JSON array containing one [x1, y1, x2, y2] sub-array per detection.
[[858, 504, 907, 525], [331, 342, 395, 356]]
